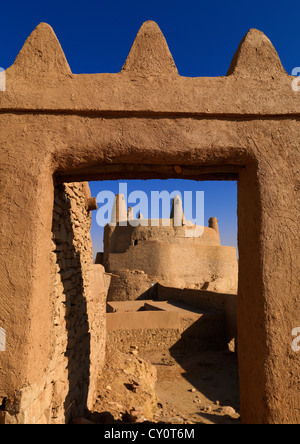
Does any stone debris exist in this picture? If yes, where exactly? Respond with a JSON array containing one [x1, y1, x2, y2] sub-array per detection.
[[216, 406, 238, 416], [92, 347, 158, 422], [130, 350, 139, 356], [129, 407, 146, 423]]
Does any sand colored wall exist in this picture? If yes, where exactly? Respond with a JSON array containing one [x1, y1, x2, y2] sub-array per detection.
[[0, 182, 108, 424], [107, 241, 238, 300], [156, 284, 237, 343], [104, 206, 237, 299], [51, 184, 109, 424], [107, 311, 180, 331], [106, 301, 226, 352], [0, 21, 299, 424], [104, 223, 220, 257]]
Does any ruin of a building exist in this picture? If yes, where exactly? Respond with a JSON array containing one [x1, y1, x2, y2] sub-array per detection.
[[100, 193, 238, 301], [0, 20, 299, 424], [100, 193, 238, 357]]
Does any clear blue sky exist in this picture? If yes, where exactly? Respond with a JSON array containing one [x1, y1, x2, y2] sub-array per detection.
[[0, 0, 298, 75], [1, 0, 298, 256]]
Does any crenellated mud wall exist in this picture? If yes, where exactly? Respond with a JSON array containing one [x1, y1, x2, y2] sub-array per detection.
[[0, 20, 299, 424]]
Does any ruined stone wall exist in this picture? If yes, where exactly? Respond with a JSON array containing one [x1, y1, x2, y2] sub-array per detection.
[[106, 300, 227, 353], [0, 182, 107, 424], [106, 318, 227, 353], [156, 284, 237, 343], [49, 182, 93, 424], [49, 182, 108, 424], [107, 328, 182, 352]]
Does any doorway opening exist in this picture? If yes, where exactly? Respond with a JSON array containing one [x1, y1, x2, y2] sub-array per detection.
[[88, 178, 240, 424]]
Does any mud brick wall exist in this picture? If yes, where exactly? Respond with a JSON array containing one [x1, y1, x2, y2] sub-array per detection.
[[49, 182, 108, 424], [50, 182, 92, 423], [107, 316, 227, 353], [0, 183, 107, 424], [0, 182, 107, 424], [107, 328, 182, 353]]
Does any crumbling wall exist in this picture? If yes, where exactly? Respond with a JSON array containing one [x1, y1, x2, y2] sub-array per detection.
[[0, 182, 107, 424], [49, 182, 108, 424], [106, 301, 227, 353], [156, 284, 237, 343], [49, 182, 93, 424]]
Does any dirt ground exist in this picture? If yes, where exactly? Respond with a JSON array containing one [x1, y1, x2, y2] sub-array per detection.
[[141, 348, 240, 424], [88, 345, 240, 425]]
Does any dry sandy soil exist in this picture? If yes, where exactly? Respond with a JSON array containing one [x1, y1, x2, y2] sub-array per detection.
[[86, 345, 240, 425], [141, 348, 240, 424]]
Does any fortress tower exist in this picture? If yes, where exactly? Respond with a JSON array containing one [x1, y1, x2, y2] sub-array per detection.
[[99, 194, 238, 301]]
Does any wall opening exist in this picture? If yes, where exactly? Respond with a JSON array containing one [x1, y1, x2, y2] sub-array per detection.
[[86, 178, 240, 424]]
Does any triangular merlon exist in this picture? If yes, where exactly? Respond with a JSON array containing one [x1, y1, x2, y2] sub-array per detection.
[[12, 23, 71, 77], [121, 21, 178, 77], [227, 28, 287, 78]]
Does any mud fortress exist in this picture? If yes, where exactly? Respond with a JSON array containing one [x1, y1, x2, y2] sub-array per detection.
[[101, 193, 238, 359], [0, 21, 299, 424], [100, 193, 238, 300]]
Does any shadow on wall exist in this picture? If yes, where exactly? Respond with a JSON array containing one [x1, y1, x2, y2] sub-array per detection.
[[52, 184, 91, 423], [136, 284, 158, 300]]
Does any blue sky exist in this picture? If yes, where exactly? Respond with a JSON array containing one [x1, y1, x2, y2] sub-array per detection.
[[0, 0, 298, 75], [1, 0, 298, 256]]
